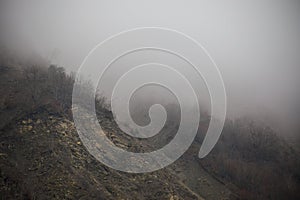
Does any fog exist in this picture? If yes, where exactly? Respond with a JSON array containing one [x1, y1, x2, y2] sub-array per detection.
[[1, 0, 300, 137]]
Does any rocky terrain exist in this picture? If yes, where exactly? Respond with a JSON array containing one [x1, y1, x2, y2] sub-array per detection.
[[0, 61, 299, 199], [0, 103, 237, 200]]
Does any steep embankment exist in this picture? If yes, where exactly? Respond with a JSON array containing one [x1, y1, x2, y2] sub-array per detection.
[[0, 105, 205, 200], [0, 63, 239, 199]]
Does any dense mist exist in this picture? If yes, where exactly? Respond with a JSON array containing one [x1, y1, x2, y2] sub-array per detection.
[[1, 0, 300, 138]]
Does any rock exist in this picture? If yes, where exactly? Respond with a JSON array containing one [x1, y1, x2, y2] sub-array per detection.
[[60, 123, 68, 129], [27, 125, 33, 131], [169, 195, 179, 200]]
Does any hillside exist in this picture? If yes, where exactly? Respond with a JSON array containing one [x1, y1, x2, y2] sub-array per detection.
[[0, 63, 236, 199], [0, 105, 205, 200], [0, 61, 299, 199]]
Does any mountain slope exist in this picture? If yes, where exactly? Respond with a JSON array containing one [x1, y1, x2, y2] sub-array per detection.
[[1, 61, 298, 199], [0, 106, 206, 199]]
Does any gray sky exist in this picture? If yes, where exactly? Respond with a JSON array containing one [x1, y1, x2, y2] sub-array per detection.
[[1, 0, 300, 135]]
